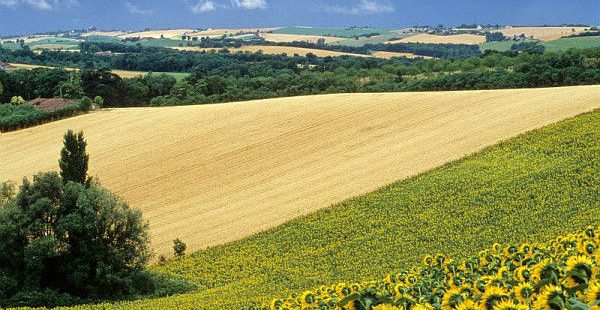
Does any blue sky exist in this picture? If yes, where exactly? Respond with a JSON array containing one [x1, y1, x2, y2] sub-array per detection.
[[0, 0, 598, 36]]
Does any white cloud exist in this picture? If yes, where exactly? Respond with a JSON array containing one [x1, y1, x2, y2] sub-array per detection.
[[191, 0, 215, 13], [126, 2, 153, 15], [0, 0, 63, 10], [230, 0, 267, 9], [324, 0, 394, 15]]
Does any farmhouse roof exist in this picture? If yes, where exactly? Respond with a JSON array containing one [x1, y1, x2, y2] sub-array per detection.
[[29, 98, 78, 112]]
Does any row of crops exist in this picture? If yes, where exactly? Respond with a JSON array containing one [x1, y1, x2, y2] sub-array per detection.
[[70, 110, 600, 309], [271, 226, 600, 309]]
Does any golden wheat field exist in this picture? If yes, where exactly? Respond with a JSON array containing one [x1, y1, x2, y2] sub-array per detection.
[[497, 26, 588, 41], [188, 28, 279, 38], [1, 86, 598, 256], [390, 33, 487, 44], [258, 33, 346, 43], [118, 29, 196, 39]]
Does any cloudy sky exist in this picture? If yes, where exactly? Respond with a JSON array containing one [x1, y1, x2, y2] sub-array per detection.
[[0, 0, 598, 36]]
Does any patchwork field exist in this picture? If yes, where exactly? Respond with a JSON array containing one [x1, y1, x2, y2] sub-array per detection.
[[497, 26, 588, 41], [118, 29, 196, 39], [6, 63, 188, 80], [258, 33, 346, 43], [174, 46, 426, 59], [1, 86, 598, 258], [69, 102, 600, 309], [389, 33, 486, 44]]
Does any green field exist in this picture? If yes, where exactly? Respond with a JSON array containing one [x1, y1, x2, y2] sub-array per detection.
[[542, 36, 600, 51], [333, 33, 408, 47], [272, 26, 392, 38], [80, 109, 600, 309]]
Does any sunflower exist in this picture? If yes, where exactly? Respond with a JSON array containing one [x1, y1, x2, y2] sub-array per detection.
[[269, 298, 284, 310], [454, 299, 479, 310], [372, 305, 402, 310], [564, 255, 594, 289], [497, 266, 511, 279], [587, 281, 600, 305], [349, 282, 361, 293], [578, 240, 595, 256], [514, 266, 531, 282], [300, 291, 316, 308], [394, 283, 408, 296], [519, 243, 531, 255], [442, 287, 465, 309], [423, 255, 434, 267], [531, 259, 559, 285], [492, 300, 527, 310], [513, 282, 533, 303], [533, 286, 565, 310], [492, 243, 502, 253], [336, 283, 351, 298], [481, 286, 509, 310]]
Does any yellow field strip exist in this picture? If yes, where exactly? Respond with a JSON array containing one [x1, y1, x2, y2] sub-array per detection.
[[1, 86, 598, 256]]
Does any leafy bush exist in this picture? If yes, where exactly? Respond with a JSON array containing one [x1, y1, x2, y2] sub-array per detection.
[[0, 103, 82, 132]]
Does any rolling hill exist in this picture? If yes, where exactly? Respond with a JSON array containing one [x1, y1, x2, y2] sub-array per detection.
[[1, 86, 598, 258]]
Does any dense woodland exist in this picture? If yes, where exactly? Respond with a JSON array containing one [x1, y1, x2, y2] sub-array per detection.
[[1, 45, 599, 109]]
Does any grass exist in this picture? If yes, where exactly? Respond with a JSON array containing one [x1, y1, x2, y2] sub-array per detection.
[[542, 36, 600, 51], [272, 27, 392, 38], [68, 105, 599, 309]]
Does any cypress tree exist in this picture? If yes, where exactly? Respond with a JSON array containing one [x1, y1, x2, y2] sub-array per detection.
[[58, 130, 89, 184]]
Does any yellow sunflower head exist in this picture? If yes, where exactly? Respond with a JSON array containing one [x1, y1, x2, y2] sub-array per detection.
[[269, 298, 284, 310], [492, 300, 527, 310], [336, 283, 351, 297], [423, 255, 434, 267], [455, 299, 479, 310], [533, 286, 565, 310], [587, 281, 600, 304], [394, 283, 408, 296], [532, 259, 559, 285], [497, 266, 511, 279], [350, 282, 361, 293], [513, 282, 534, 303], [564, 255, 594, 288], [372, 304, 403, 310], [514, 266, 531, 282], [481, 286, 509, 310], [300, 290, 316, 307], [442, 287, 465, 309]]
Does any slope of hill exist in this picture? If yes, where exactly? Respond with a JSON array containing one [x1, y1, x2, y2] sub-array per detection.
[[497, 26, 588, 41], [0, 86, 598, 259], [69, 101, 600, 309], [389, 33, 486, 44]]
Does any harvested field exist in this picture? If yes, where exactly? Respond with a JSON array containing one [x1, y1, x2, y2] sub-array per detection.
[[119, 29, 196, 39], [188, 28, 279, 38], [81, 31, 127, 37], [497, 26, 588, 41], [173, 46, 427, 59], [389, 33, 486, 44], [370, 51, 432, 59], [1, 86, 598, 256], [259, 33, 346, 43]]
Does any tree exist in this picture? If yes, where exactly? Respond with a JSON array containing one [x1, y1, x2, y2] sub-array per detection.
[[173, 239, 187, 257], [58, 130, 89, 184], [0, 172, 151, 302], [79, 96, 92, 112], [93, 96, 104, 108], [0, 81, 3, 101]]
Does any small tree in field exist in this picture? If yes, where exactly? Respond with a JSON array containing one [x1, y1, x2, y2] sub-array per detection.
[[10, 96, 25, 105], [173, 239, 187, 257], [59, 130, 89, 184], [93, 96, 104, 108]]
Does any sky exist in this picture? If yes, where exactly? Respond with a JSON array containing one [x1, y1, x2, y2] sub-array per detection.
[[0, 0, 598, 36]]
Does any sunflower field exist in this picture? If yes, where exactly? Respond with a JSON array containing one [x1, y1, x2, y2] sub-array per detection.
[[65, 110, 599, 309], [269, 226, 600, 310]]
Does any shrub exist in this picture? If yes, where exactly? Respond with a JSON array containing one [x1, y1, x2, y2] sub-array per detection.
[[79, 96, 92, 112], [173, 239, 187, 257]]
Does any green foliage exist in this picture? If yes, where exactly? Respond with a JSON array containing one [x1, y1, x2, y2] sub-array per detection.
[[0, 103, 82, 132], [59, 130, 89, 184], [0, 171, 152, 306], [173, 239, 187, 257], [10, 95, 25, 105], [0, 181, 15, 207], [93, 96, 104, 108], [84, 106, 600, 309], [79, 96, 92, 112]]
